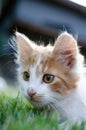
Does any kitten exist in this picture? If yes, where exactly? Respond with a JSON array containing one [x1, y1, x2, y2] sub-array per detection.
[[13, 31, 86, 122]]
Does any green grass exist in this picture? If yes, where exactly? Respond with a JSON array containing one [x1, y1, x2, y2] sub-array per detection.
[[0, 94, 86, 130]]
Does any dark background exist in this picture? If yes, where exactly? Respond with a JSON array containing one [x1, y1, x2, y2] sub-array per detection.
[[0, 0, 86, 84]]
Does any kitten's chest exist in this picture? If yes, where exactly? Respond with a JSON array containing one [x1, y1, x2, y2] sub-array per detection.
[[77, 76, 86, 105], [56, 88, 86, 121]]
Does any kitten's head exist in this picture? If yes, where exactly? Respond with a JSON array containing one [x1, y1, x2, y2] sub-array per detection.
[[15, 32, 84, 108]]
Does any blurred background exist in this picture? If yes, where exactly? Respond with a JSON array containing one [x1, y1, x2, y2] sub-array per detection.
[[0, 0, 86, 87]]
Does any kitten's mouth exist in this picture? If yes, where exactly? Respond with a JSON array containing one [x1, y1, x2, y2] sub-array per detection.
[[30, 99, 44, 107], [28, 95, 45, 107]]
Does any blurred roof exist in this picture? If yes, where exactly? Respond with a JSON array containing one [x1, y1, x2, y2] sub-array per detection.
[[69, 0, 86, 7]]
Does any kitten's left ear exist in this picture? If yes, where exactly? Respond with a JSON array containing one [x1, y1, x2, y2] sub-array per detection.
[[16, 32, 33, 65], [53, 32, 78, 70]]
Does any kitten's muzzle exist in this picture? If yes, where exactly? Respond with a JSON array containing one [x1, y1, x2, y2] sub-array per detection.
[[27, 88, 36, 98]]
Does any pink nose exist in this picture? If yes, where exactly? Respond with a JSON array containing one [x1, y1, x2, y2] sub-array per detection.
[[27, 88, 36, 97], [28, 92, 36, 97]]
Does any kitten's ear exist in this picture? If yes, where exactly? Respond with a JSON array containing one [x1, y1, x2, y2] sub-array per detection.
[[53, 32, 78, 70], [16, 32, 33, 65]]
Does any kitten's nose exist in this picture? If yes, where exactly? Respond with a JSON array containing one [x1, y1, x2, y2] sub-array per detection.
[[27, 89, 36, 97]]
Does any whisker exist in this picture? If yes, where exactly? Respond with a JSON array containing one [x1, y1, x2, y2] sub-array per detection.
[[8, 36, 18, 54], [35, 94, 44, 98]]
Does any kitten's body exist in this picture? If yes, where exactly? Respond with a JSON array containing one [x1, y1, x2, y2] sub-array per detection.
[[13, 32, 86, 122]]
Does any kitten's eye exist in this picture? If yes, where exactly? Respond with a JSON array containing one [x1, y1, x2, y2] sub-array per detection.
[[43, 74, 54, 83], [23, 71, 30, 81]]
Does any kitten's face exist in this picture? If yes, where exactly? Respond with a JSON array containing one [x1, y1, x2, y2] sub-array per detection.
[[16, 32, 81, 108]]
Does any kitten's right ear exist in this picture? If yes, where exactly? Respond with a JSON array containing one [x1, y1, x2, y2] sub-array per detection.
[[16, 32, 33, 65], [53, 32, 78, 71]]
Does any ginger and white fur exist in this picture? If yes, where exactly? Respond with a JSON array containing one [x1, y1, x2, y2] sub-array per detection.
[[15, 31, 86, 122]]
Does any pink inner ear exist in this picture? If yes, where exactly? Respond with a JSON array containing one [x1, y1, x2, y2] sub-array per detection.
[[63, 50, 75, 69], [56, 50, 76, 70], [61, 50, 73, 55]]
